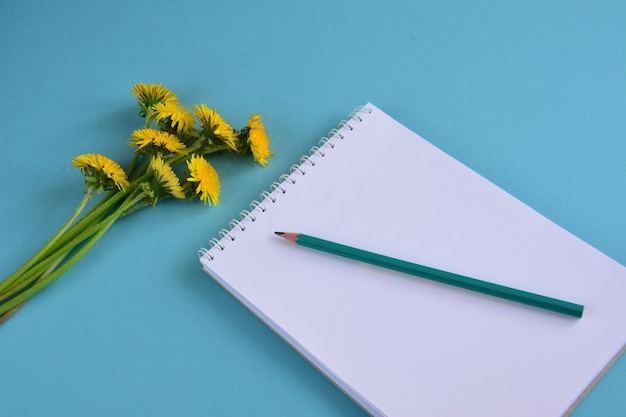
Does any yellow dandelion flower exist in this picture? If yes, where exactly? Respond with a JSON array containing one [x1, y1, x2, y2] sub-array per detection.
[[72, 153, 130, 191], [186, 154, 220, 205], [129, 128, 186, 154], [149, 156, 185, 199], [247, 114, 273, 166], [152, 101, 196, 133], [131, 83, 178, 116], [192, 104, 238, 151]]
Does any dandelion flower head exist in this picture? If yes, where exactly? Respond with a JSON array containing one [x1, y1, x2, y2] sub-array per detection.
[[247, 114, 273, 166], [72, 153, 130, 191], [192, 104, 238, 151], [129, 128, 186, 155], [186, 154, 220, 205], [152, 101, 196, 133], [150, 156, 185, 199], [131, 83, 177, 116]]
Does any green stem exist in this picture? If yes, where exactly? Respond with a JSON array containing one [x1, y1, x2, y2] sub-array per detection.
[[2, 253, 70, 320], [0, 190, 118, 295], [36, 170, 151, 262], [167, 144, 230, 167], [0, 171, 152, 298], [0, 215, 107, 301], [0, 191, 145, 317], [42, 187, 129, 257], [0, 250, 70, 304], [126, 152, 141, 179], [201, 144, 230, 157], [0, 253, 66, 302], [0, 188, 94, 294]]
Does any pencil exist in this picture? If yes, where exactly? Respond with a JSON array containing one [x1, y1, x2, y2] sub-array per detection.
[[274, 232, 584, 318]]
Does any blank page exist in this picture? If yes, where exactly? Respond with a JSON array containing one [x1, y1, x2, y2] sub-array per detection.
[[200, 104, 626, 417]]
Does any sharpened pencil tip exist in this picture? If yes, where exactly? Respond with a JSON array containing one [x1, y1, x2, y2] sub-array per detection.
[[274, 232, 298, 243]]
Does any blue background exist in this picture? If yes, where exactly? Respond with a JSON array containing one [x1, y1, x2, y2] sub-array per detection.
[[1, 1, 625, 415]]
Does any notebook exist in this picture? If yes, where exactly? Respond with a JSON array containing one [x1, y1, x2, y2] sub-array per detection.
[[199, 104, 626, 417]]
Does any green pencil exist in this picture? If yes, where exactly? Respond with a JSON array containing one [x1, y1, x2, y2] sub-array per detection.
[[274, 232, 584, 318]]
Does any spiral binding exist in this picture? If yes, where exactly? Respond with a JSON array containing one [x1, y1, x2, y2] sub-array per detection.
[[198, 105, 373, 261]]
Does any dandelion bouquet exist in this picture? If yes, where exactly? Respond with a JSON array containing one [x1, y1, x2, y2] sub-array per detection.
[[0, 83, 272, 324]]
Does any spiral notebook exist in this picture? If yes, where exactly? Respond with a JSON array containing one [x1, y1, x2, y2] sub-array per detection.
[[199, 104, 626, 417]]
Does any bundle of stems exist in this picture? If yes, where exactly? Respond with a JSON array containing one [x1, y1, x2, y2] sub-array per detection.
[[0, 83, 272, 324]]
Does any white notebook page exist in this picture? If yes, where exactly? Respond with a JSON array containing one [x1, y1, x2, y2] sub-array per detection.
[[200, 104, 626, 417]]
